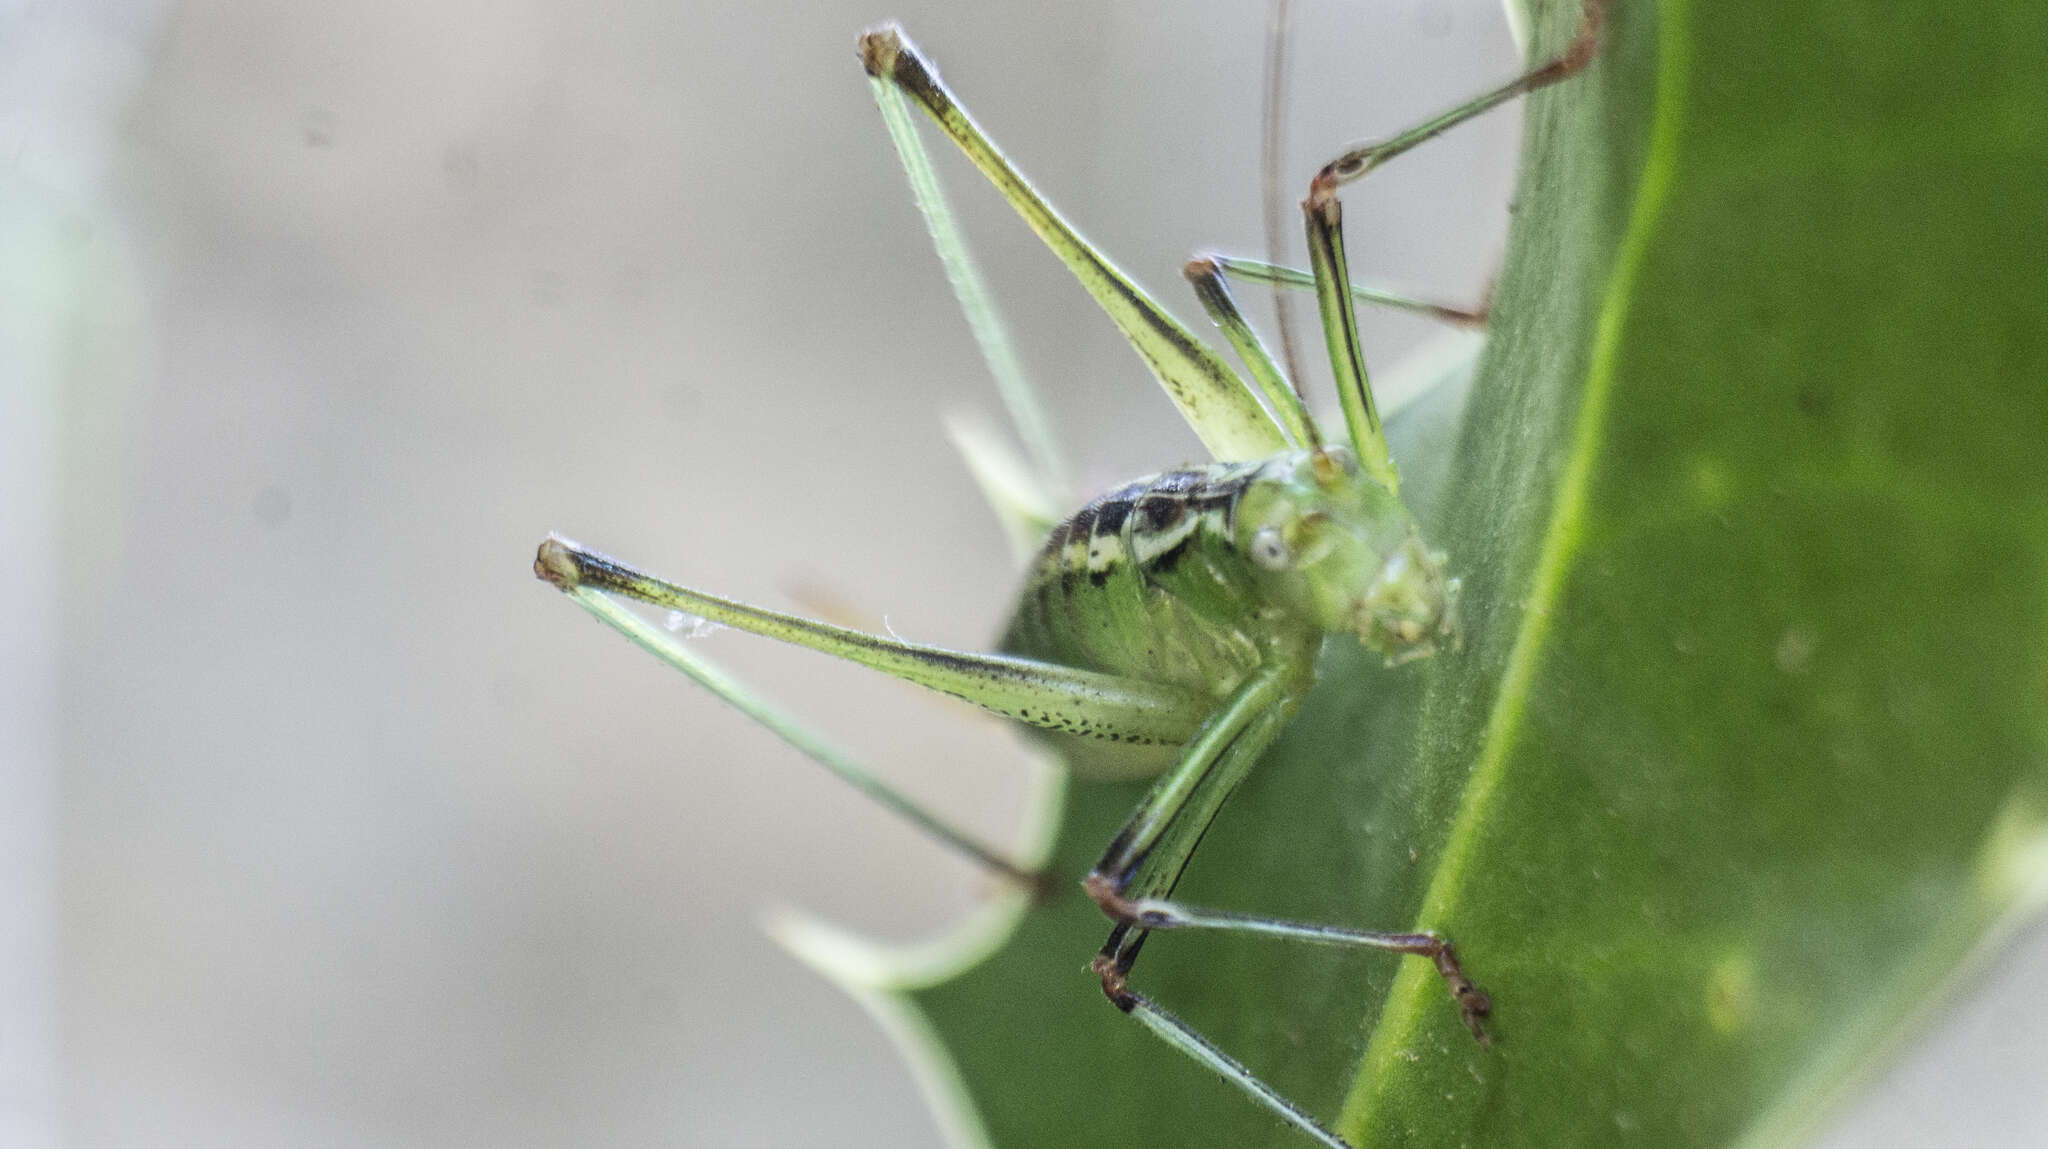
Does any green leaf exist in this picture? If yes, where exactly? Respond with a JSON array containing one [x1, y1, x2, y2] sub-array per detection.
[[778, 0, 2048, 1144]]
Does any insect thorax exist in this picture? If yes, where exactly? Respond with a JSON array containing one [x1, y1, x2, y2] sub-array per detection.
[[998, 459, 1322, 702]]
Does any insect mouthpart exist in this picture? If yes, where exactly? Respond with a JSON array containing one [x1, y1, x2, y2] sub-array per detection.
[[1356, 535, 1460, 665]]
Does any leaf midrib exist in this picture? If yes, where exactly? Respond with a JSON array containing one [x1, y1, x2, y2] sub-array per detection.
[[1335, 0, 1694, 1133]]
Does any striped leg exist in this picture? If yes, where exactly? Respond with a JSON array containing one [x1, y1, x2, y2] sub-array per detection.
[[1178, 253, 1487, 456], [1074, 662, 1490, 1149], [551, 573, 1046, 891], [1305, 0, 1611, 493], [866, 38, 1068, 508], [536, 537, 1211, 747], [1207, 255, 1489, 327], [1181, 254, 1325, 451], [860, 23, 1288, 464]]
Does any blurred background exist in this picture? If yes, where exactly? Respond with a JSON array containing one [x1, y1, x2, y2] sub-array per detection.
[[4, 0, 2043, 1144]]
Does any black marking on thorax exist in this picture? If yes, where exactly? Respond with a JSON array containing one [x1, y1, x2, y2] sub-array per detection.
[[1034, 465, 1259, 595]]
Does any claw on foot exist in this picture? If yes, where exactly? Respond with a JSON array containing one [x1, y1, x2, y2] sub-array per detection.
[[1090, 953, 1138, 1013], [1429, 939, 1492, 1045]]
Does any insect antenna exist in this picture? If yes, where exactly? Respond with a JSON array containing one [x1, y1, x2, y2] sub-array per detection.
[[1261, 0, 1309, 401]]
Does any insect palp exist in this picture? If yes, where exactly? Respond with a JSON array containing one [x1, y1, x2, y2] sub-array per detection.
[[1308, 445, 1349, 489]]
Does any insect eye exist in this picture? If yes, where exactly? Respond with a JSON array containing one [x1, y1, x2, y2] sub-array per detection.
[[1250, 527, 1292, 570]]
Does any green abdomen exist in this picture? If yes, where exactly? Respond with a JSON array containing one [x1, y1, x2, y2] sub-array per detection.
[[999, 463, 1275, 700]]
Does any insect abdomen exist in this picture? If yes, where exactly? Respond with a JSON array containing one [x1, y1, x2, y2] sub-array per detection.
[[1000, 463, 1274, 700]]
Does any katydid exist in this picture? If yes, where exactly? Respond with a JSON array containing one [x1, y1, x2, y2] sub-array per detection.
[[535, 4, 1607, 1145]]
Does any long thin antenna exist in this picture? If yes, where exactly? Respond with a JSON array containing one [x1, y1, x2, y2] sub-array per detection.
[[1260, 0, 1308, 403]]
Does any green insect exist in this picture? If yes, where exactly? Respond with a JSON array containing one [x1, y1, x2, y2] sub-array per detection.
[[535, 4, 1607, 1145]]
